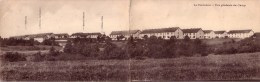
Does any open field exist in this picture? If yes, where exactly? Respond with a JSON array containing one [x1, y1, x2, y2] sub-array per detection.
[[0, 45, 62, 52], [0, 52, 259, 81], [0, 46, 62, 56], [202, 38, 242, 45]]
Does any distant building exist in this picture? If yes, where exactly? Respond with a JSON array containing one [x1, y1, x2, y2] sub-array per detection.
[[70, 32, 102, 38], [203, 30, 215, 39], [26, 33, 54, 43], [9, 33, 54, 43], [54, 33, 69, 39], [110, 30, 141, 40], [228, 30, 254, 38], [182, 28, 204, 39], [55, 39, 68, 47], [139, 27, 183, 39], [86, 33, 102, 38], [53, 33, 69, 46], [10, 35, 29, 40], [214, 31, 228, 38]]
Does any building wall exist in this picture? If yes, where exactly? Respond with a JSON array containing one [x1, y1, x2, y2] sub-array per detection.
[[34, 38, 44, 43], [215, 32, 227, 38], [196, 30, 204, 39], [139, 29, 183, 39], [204, 31, 215, 39], [110, 35, 120, 40], [228, 31, 254, 38], [183, 30, 204, 39]]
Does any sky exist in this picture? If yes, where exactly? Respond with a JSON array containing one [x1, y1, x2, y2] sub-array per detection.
[[0, 0, 260, 38]]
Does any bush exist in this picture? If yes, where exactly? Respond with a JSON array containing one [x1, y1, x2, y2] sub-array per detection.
[[2, 52, 26, 62], [49, 46, 60, 56], [26, 51, 45, 62], [98, 42, 128, 60]]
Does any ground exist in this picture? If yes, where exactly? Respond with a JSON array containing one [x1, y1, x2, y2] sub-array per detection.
[[0, 39, 259, 81], [0, 52, 259, 81]]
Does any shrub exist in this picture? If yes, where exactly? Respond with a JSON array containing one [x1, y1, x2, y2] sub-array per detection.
[[48, 46, 60, 56], [2, 52, 26, 62], [98, 42, 128, 60], [64, 41, 73, 53], [80, 44, 99, 57], [31, 51, 45, 62]]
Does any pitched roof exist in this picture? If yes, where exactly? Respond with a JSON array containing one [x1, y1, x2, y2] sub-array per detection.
[[203, 30, 213, 33], [71, 32, 102, 36], [140, 27, 180, 34], [110, 30, 140, 35], [182, 28, 202, 33], [86, 32, 102, 35], [228, 30, 253, 34], [26, 33, 54, 38], [54, 33, 69, 36], [214, 31, 226, 34]]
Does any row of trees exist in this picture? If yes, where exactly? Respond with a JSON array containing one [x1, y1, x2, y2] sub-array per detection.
[[0, 38, 36, 46], [0, 38, 60, 46], [0, 34, 110, 46], [63, 35, 209, 59], [126, 36, 209, 59], [211, 37, 260, 54]]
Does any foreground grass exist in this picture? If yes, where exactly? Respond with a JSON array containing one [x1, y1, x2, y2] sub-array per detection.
[[0, 52, 260, 81]]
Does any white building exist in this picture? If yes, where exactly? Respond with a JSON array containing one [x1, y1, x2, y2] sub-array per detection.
[[70, 32, 102, 38], [139, 27, 184, 39], [214, 31, 228, 38], [54, 33, 69, 39], [203, 30, 215, 39], [27, 33, 54, 43], [182, 28, 204, 39], [110, 30, 141, 40], [10, 33, 54, 43], [228, 30, 254, 39]]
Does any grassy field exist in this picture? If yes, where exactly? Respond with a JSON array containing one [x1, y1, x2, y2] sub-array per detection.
[[0, 45, 62, 52], [202, 38, 242, 45], [0, 52, 259, 81]]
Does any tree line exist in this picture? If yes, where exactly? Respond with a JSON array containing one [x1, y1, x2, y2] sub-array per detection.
[[63, 35, 260, 60]]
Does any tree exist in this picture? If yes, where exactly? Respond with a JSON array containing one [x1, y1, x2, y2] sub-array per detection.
[[64, 40, 73, 53], [105, 36, 112, 42], [143, 35, 148, 40], [49, 46, 59, 56], [127, 35, 134, 45], [117, 35, 125, 41], [170, 36, 177, 42], [184, 35, 190, 42]]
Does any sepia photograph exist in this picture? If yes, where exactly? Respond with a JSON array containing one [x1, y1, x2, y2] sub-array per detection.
[[0, 0, 260, 81]]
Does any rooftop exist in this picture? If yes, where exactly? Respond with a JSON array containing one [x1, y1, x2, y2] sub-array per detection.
[[214, 31, 226, 34], [228, 30, 253, 34], [110, 30, 140, 35], [140, 27, 180, 34], [182, 28, 202, 33]]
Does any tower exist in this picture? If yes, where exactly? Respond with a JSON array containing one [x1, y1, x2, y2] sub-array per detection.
[[39, 8, 41, 29], [83, 12, 85, 30], [25, 16, 27, 29], [101, 16, 105, 34]]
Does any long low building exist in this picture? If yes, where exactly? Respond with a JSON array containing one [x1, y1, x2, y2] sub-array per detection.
[[139, 27, 183, 39], [110, 30, 140, 40], [70, 32, 102, 38], [228, 29, 254, 39], [182, 28, 204, 39], [203, 30, 215, 39], [9, 28, 256, 41], [214, 31, 228, 38]]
